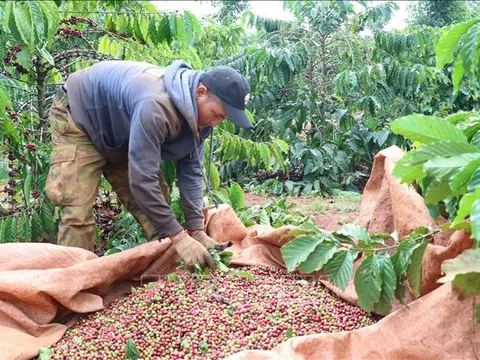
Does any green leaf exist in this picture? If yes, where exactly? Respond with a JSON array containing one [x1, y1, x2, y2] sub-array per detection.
[[208, 163, 220, 191], [133, 17, 144, 41], [184, 10, 200, 34], [259, 208, 270, 226], [457, 116, 480, 140], [175, 13, 186, 45], [471, 132, 480, 149], [167, 273, 181, 282], [325, 250, 355, 290], [158, 15, 171, 45], [2, 2, 13, 34], [0, 219, 6, 243], [299, 241, 337, 273], [37, 45, 55, 66], [471, 199, 480, 248], [445, 111, 476, 125], [168, 13, 177, 38], [4, 3, 24, 51], [37, 1, 60, 42], [199, 341, 208, 354], [125, 339, 140, 360], [354, 254, 382, 312], [459, 23, 480, 73], [147, 17, 158, 45], [125, 15, 134, 37], [452, 56, 465, 93], [436, 19, 480, 69], [214, 260, 229, 272], [38, 346, 52, 360], [260, 143, 272, 171], [281, 234, 325, 272], [391, 237, 423, 278], [451, 158, 480, 193], [476, 303, 480, 323], [228, 182, 244, 210], [16, 47, 32, 69], [284, 222, 321, 238], [407, 240, 428, 298], [183, 11, 194, 45], [31, 210, 43, 241], [0, 83, 11, 114], [392, 151, 425, 183], [274, 139, 289, 154], [423, 153, 480, 182], [25, 1, 45, 43], [374, 255, 397, 315], [4, 216, 17, 242], [468, 167, 480, 192], [413, 142, 479, 167], [98, 34, 110, 54], [245, 109, 255, 124], [230, 269, 255, 280], [2, 115, 21, 146], [40, 201, 55, 235], [424, 180, 453, 204], [12, 2, 35, 48], [390, 115, 468, 144], [453, 187, 480, 225], [394, 283, 406, 303], [17, 214, 31, 242], [338, 224, 370, 243], [439, 248, 480, 296]]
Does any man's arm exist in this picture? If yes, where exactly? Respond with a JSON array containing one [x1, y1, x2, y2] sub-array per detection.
[[128, 99, 183, 238], [128, 99, 214, 268], [176, 139, 207, 231]]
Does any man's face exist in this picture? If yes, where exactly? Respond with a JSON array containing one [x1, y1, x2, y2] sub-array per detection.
[[196, 85, 227, 129]]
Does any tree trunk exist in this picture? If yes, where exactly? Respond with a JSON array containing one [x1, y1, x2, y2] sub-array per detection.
[[35, 57, 47, 124]]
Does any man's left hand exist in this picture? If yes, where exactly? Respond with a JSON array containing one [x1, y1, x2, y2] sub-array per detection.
[[188, 230, 217, 247]]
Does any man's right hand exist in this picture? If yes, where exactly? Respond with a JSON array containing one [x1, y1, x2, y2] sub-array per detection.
[[170, 230, 215, 270]]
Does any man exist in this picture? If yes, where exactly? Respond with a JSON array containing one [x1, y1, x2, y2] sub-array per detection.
[[45, 60, 252, 269]]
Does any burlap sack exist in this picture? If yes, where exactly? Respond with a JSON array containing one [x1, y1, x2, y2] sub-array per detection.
[[319, 146, 475, 306], [0, 240, 173, 360], [0, 145, 477, 359]]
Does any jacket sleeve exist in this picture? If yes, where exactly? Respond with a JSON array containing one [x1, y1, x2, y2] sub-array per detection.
[[128, 99, 183, 238], [176, 139, 206, 230]]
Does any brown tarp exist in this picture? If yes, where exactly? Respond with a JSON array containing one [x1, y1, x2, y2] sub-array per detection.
[[0, 145, 478, 359]]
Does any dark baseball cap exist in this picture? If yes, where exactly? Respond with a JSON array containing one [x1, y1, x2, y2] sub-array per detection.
[[200, 67, 252, 128]]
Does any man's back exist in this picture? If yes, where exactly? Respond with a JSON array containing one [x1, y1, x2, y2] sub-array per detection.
[[65, 61, 178, 161]]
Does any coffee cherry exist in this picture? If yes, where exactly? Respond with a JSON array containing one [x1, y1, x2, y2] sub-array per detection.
[[51, 266, 376, 359]]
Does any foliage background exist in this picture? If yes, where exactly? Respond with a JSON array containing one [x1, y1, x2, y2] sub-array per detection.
[[1, 0, 480, 259]]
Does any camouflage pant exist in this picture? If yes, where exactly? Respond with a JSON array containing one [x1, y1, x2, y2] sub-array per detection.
[[46, 87, 170, 251]]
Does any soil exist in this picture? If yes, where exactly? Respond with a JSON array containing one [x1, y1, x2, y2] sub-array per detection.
[[244, 191, 361, 231]]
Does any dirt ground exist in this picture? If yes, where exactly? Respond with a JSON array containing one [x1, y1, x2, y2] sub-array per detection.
[[244, 191, 361, 231]]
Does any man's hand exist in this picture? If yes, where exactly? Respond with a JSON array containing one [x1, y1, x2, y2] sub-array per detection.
[[170, 230, 215, 270], [188, 229, 217, 247]]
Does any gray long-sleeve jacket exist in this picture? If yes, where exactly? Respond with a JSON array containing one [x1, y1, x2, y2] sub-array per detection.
[[65, 60, 211, 238]]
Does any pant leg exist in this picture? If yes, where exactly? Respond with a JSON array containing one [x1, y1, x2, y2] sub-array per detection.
[[45, 89, 106, 251], [103, 163, 171, 240]]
